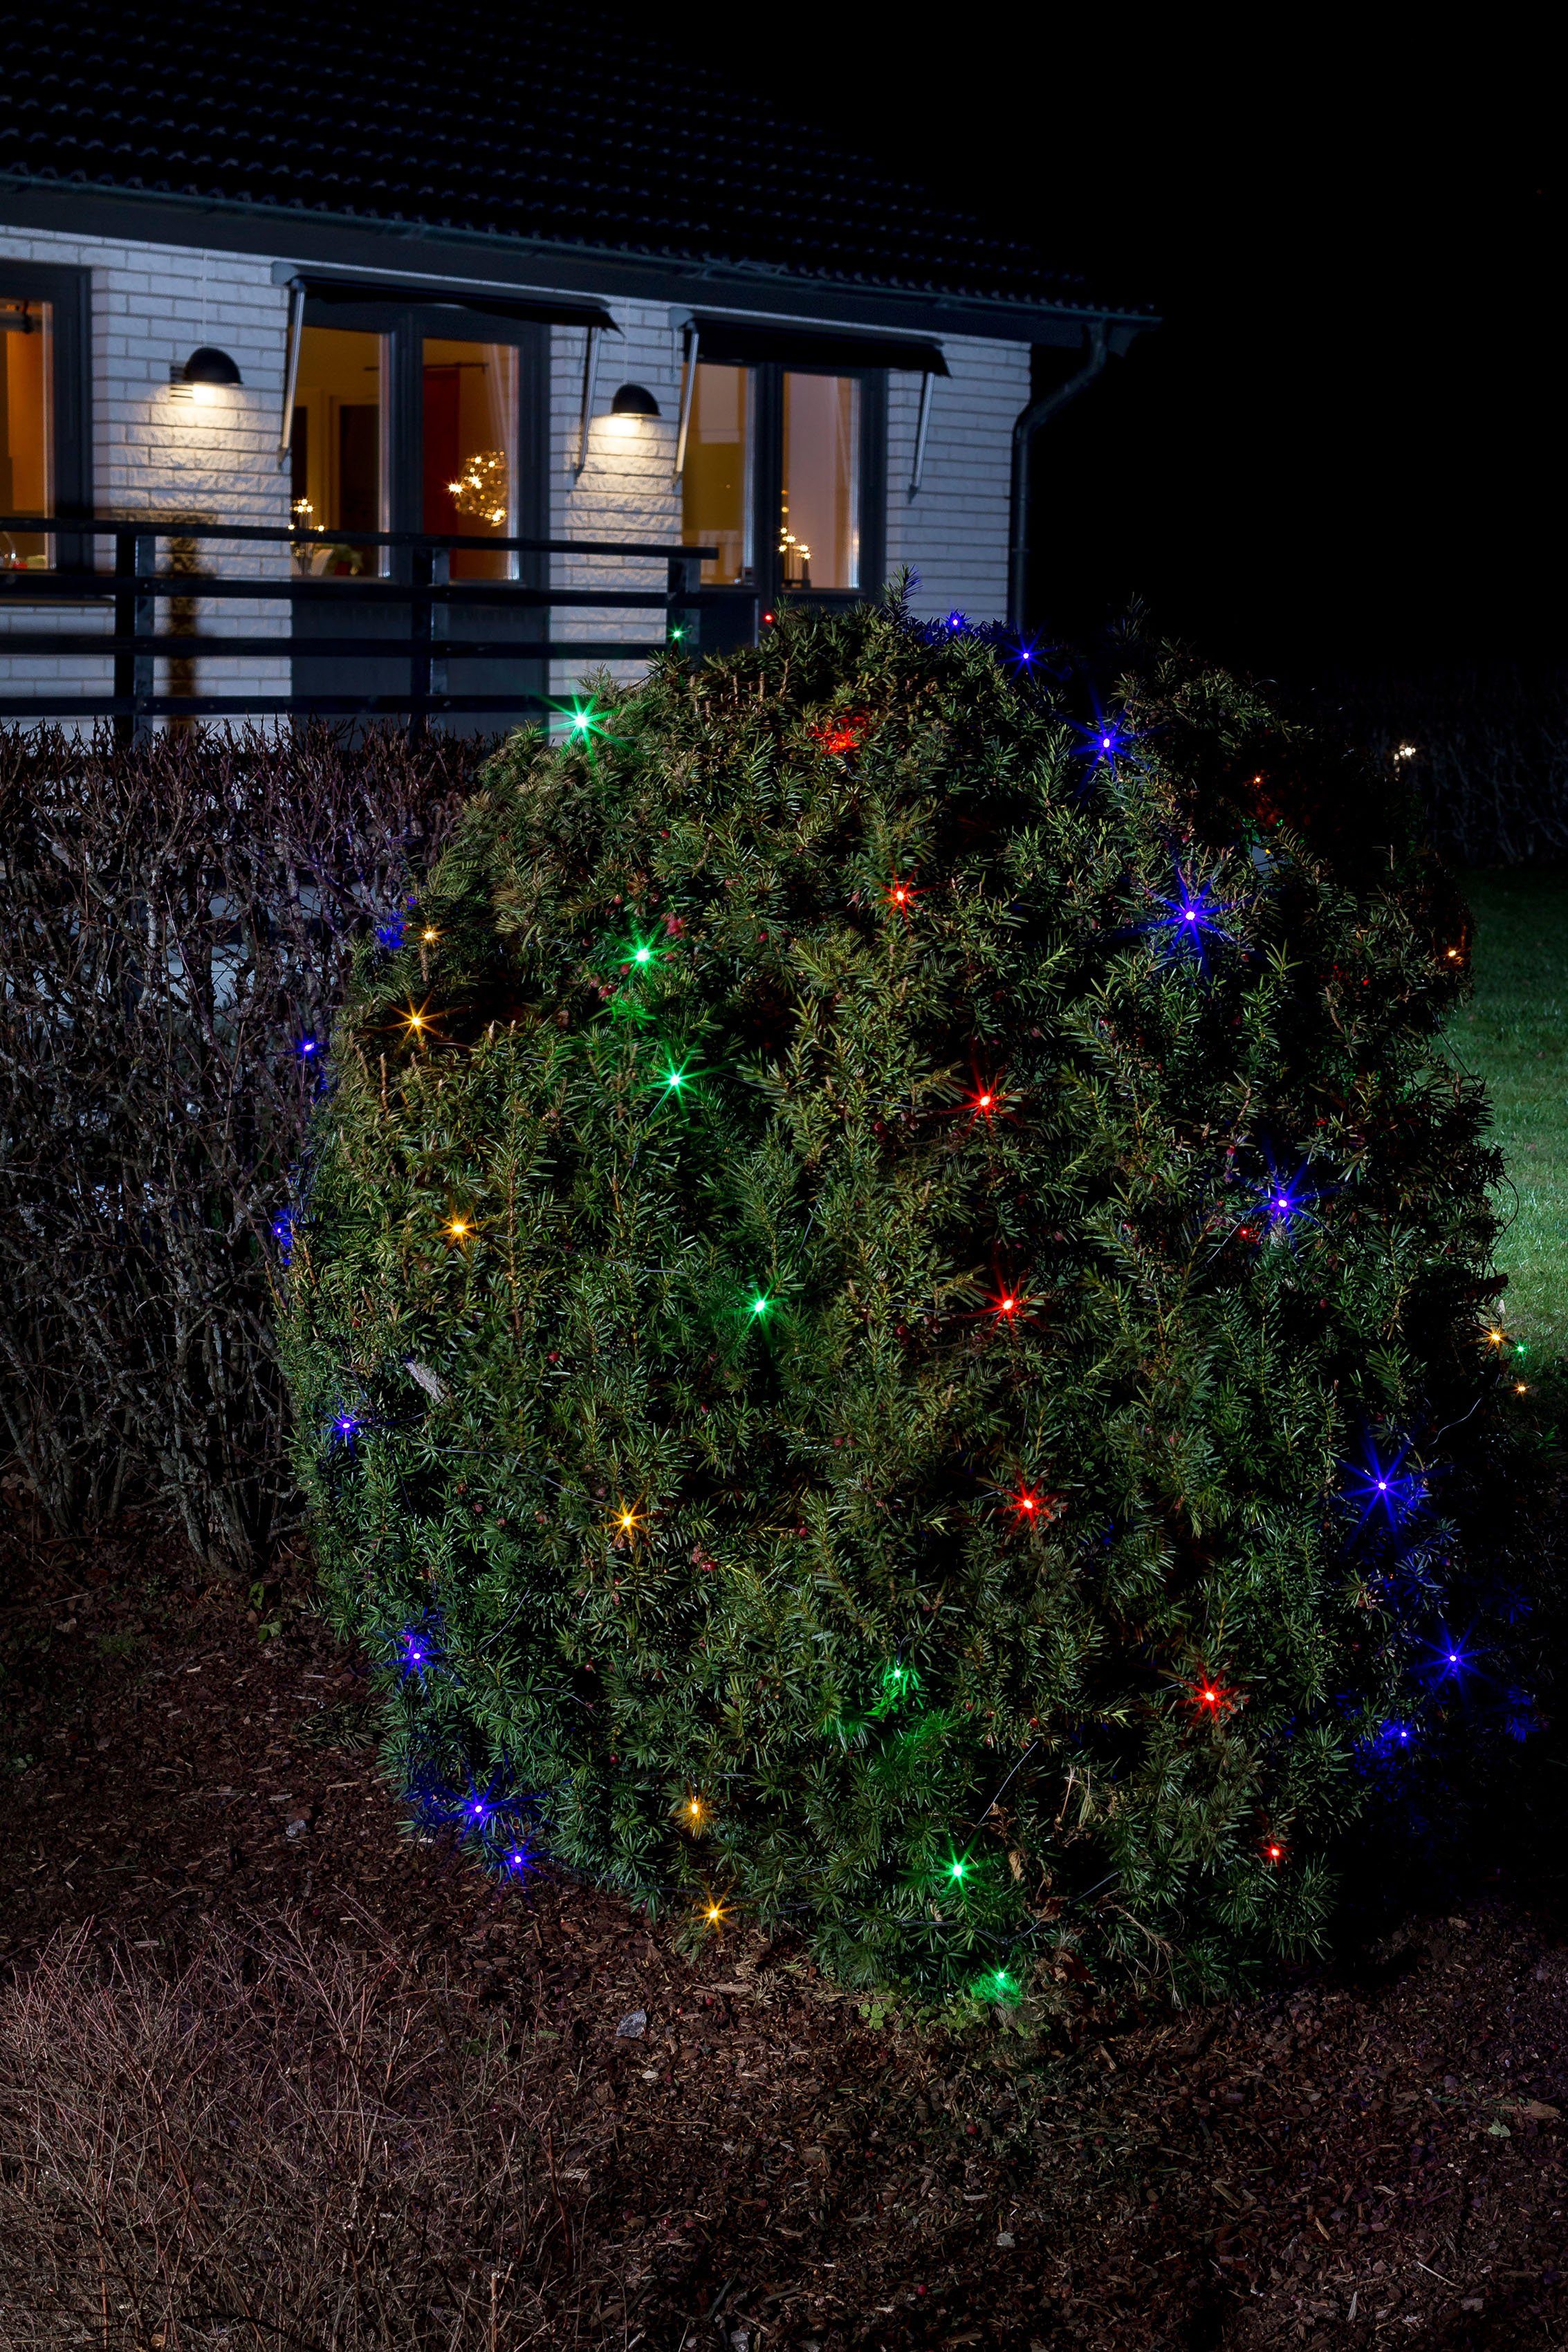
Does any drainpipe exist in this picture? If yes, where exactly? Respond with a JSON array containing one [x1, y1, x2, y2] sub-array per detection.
[[1007, 318, 1109, 631]]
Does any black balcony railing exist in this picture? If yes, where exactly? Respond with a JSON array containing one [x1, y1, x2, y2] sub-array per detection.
[[0, 515, 755, 734]]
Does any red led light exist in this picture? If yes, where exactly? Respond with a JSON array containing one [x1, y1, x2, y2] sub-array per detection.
[[1265, 1841, 1283, 1863]]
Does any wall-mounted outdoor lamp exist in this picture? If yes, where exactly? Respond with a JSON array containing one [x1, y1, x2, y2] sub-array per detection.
[[172, 346, 243, 388], [609, 383, 660, 418]]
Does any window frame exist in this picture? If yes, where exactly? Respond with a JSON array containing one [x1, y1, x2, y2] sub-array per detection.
[[754, 360, 886, 610], [1, 257, 93, 572], [295, 297, 548, 570], [686, 358, 887, 612]]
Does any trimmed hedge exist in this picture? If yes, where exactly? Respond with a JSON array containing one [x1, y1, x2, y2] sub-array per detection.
[[282, 598, 1502, 1996]]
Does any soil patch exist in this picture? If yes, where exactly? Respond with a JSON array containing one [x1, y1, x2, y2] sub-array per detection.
[[3, 1523, 1565, 2349]]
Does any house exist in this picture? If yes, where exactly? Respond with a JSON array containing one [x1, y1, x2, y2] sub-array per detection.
[[0, 0, 1152, 729]]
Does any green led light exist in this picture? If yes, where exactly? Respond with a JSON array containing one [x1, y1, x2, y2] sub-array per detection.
[[553, 693, 611, 747], [974, 1967, 1020, 2005], [749, 1293, 771, 1318], [661, 1065, 688, 1093], [878, 1660, 920, 1710], [633, 944, 654, 966], [946, 1854, 968, 1884]]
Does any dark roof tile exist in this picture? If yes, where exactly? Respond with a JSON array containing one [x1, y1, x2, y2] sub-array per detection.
[[0, 0, 1146, 316]]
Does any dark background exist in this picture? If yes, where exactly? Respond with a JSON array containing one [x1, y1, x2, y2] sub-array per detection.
[[667, 12, 1560, 684]]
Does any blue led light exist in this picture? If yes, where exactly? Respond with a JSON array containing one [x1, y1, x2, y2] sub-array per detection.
[[329, 1408, 362, 1449], [946, 609, 969, 633], [1361, 1718, 1420, 1764], [376, 913, 407, 952], [1248, 1151, 1324, 1238], [1412, 1622, 1486, 1694], [295, 1035, 322, 1062], [1341, 1435, 1427, 1530], [396, 1621, 439, 1682], [1153, 870, 1233, 967], [270, 1207, 293, 1265]]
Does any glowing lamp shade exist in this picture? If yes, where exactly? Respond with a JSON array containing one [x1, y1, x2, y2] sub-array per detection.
[[179, 346, 243, 387], [609, 382, 661, 419]]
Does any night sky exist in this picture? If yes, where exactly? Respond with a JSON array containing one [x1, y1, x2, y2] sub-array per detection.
[[671, 11, 1560, 685]]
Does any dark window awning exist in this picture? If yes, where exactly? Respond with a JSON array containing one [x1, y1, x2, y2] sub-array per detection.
[[282, 268, 616, 332], [684, 313, 948, 375]]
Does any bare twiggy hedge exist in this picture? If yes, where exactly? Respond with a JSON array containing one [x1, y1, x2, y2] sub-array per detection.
[[0, 725, 478, 1572], [0, 1919, 615, 2350]]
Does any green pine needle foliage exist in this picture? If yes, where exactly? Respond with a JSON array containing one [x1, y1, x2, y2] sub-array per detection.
[[280, 596, 1500, 2000]]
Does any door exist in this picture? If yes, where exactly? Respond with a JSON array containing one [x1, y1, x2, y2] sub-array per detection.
[[288, 304, 546, 733]]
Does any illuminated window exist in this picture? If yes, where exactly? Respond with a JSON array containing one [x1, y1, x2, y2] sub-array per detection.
[[682, 362, 754, 585], [681, 351, 879, 604], [1, 297, 53, 571], [290, 326, 387, 575], [421, 338, 519, 581], [781, 373, 860, 591]]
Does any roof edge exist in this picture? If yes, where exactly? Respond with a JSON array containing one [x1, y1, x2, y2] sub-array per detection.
[[0, 174, 1158, 348]]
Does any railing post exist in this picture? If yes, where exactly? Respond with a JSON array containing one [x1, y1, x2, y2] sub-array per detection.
[[409, 541, 435, 739], [113, 527, 156, 746], [667, 551, 701, 657]]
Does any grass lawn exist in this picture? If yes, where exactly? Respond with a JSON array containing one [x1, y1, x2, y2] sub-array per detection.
[[1452, 867, 1568, 1361]]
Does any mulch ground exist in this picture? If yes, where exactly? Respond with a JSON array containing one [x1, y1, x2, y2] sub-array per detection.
[[3, 1516, 1566, 2351]]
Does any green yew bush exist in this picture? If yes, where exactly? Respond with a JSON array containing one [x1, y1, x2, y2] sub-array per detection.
[[281, 596, 1502, 1998]]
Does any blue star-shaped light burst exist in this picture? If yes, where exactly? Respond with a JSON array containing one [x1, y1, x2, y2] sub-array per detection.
[[1412, 1624, 1483, 1694], [327, 1405, 365, 1452], [1154, 870, 1233, 969], [391, 1613, 444, 1685], [1248, 1146, 1327, 1242], [1340, 1435, 1428, 1532], [1360, 1717, 1421, 1766], [1068, 706, 1137, 774], [404, 1758, 541, 1879]]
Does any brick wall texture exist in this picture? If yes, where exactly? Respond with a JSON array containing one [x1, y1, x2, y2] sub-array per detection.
[[1, 228, 1029, 724]]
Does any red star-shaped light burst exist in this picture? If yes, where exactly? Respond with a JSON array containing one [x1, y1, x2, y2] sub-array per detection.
[[964, 1076, 1008, 1126], [886, 876, 919, 915], [988, 1283, 1030, 1327], [1007, 1485, 1060, 1526], [810, 712, 868, 757], [1190, 1674, 1236, 1720]]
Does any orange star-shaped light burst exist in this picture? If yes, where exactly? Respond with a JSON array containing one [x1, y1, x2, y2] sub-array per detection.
[[609, 1499, 647, 1547], [885, 875, 919, 916]]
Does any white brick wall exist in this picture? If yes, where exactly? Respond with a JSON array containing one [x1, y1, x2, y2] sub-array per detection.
[[1, 223, 1031, 727], [547, 302, 684, 710], [887, 336, 1030, 625], [0, 225, 290, 723]]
